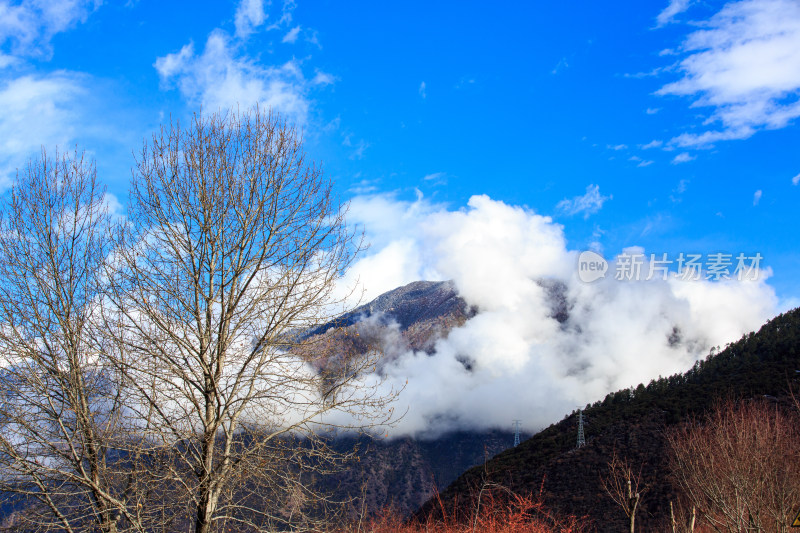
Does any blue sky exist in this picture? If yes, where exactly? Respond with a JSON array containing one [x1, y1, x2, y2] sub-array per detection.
[[1, 0, 800, 305]]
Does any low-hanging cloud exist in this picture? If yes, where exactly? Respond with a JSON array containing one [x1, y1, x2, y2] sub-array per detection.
[[335, 193, 778, 437]]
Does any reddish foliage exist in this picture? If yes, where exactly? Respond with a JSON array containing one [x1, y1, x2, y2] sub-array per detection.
[[667, 398, 800, 532], [335, 485, 589, 533]]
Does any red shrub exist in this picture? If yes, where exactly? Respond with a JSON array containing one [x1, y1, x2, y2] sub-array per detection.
[[337, 484, 589, 533]]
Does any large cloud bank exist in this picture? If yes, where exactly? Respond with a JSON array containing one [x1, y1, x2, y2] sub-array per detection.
[[335, 194, 778, 437]]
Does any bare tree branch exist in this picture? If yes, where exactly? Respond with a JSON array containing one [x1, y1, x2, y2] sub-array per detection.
[[102, 107, 394, 533], [0, 149, 150, 532], [667, 399, 800, 533]]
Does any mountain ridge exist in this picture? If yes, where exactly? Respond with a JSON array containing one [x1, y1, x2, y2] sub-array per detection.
[[415, 306, 800, 531]]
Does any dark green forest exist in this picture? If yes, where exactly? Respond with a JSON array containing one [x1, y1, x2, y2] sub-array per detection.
[[419, 307, 800, 531]]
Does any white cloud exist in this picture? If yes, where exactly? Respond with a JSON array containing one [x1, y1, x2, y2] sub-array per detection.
[[422, 172, 446, 183], [311, 70, 335, 86], [792, 172, 800, 185], [282, 25, 301, 43], [659, 0, 800, 147], [155, 31, 311, 125], [753, 189, 762, 205], [348, 139, 369, 160], [336, 193, 778, 436], [641, 139, 664, 149], [551, 57, 568, 74], [0, 72, 87, 187], [656, 0, 692, 26], [234, 0, 267, 39], [556, 184, 611, 218], [670, 181, 688, 203], [628, 155, 654, 167], [305, 29, 321, 48], [0, 53, 17, 69], [671, 152, 695, 164], [418, 81, 426, 99], [455, 77, 476, 89], [608, 144, 628, 150], [646, 107, 661, 114], [0, 0, 100, 58], [267, 0, 296, 31]]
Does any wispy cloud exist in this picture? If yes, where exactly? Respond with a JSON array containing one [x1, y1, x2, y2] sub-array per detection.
[[349, 140, 369, 160], [753, 189, 763, 205], [422, 172, 447, 185], [0, 0, 101, 58], [792, 172, 800, 185], [656, 0, 692, 27], [641, 139, 664, 149], [455, 77, 475, 89], [312, 70, 335, 86], [282, 25, 301, 43], [234, 0, 267, 39], [670, 179, 690, 202], [671, 152, 695, 164], [551, 57, 568, 75], [658, 0, 800, 147], [0, 72, 87, 187], [0, 53, 16, 69], [646, 107, 661, 115], [342, 135, 369, 160], [556, 184, 611, 218], [629, 155, 654, 167], [607, 143, 628, 151], [155, 31, 311, 125], [266, 0, 296, 31], [418, 81, 426, 99], [348, 176, 379, 195]]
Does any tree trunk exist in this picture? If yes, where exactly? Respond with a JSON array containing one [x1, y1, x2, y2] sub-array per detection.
[[670, 501, 677, 533], [195, 494, 217, 533], [627, 479, 639, 533], [195, 425, 218, 533]]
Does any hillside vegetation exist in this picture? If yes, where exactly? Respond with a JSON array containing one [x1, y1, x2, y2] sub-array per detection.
[[417, 307, 800, 531]]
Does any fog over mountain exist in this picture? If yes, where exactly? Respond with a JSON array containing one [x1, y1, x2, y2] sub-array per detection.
[[327, 193, 778, 437]]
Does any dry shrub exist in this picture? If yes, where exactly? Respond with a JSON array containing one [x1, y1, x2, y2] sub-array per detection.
[[667, 399, 800, 532], [339, 483, 589, 533]]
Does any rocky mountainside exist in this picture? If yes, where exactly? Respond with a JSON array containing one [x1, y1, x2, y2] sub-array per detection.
[[415, 307, 800, 531], [329, 430, 521, 517], [304, 280, 477, 354], [301, 281, 523, 516]]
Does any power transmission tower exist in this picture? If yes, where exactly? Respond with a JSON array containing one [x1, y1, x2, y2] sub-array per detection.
[[576, 409, 586, 448], [513, 420, 521, 447]]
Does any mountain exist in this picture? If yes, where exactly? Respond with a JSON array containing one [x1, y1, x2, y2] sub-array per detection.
[[300, 281, 524, 516], [303, 280, 476, 355], [415, 307, 800, 531]]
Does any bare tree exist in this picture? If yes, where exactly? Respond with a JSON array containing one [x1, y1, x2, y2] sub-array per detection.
[[669, 499, 696, 533], [667, 399, 800, 533], [104, 107, 393, 533], [0, 150, 149, 532], [600, 451, 647, 533]]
